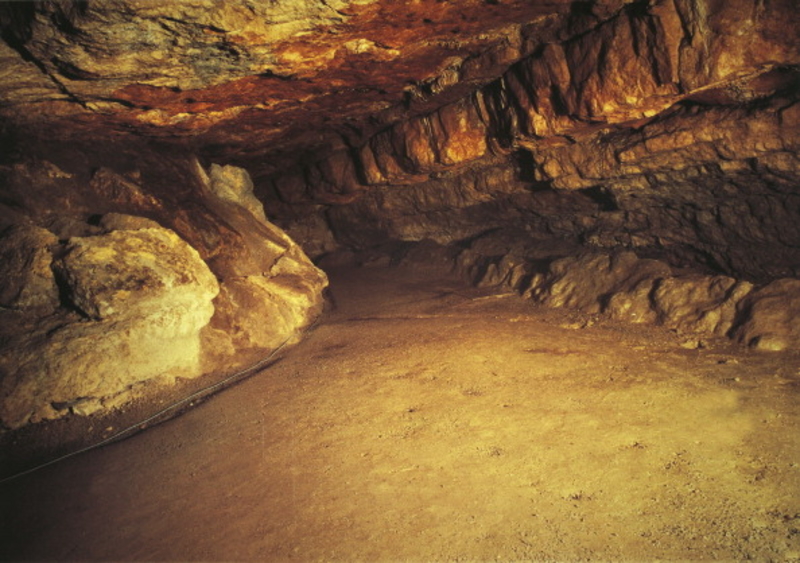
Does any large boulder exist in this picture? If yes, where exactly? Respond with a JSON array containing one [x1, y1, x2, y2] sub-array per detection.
[[0, 224, 219, 428], [733, 279, 800, 351]]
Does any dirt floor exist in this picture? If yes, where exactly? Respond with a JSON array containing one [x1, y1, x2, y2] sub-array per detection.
[[2, 263, 800, 561]]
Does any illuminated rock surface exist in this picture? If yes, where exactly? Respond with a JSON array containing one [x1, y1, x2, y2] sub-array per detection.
[[0, 223, 218, 428], [0, 2, 799, 559], [0, 160, 326, 428]]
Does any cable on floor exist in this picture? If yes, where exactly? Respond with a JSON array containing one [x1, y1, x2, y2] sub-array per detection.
[[0, 324, 309, 484]]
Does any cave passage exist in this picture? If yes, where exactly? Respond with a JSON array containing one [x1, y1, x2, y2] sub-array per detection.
[[1, 0, 799, 559], [2, 262, 799, 561]]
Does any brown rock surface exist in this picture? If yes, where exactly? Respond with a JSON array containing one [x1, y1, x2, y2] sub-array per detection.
[[733, 278, 800, 351], [527, 251, 672, 313], [0, 0, 798, 437], [652, 275, 753, 336], [0, 224, 59, 311]]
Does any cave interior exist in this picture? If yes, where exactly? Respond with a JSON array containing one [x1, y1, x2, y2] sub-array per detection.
[[0, 0, 799, 559]]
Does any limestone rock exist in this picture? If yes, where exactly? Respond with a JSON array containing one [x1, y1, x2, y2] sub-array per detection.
[[177, 162, 329, 368], [0, 224, 59, 311], [99, 213, 162, 232], [0, 0, 581, 177], [605, 277, 662, 325], [652, 275, 753, 336], [1, 224, 219, 429], [205, 163, 268, 224], [89, 168, 164, 213], [733, 279, 800, 351], [527, 251, 672, 314], [54, 228, 218, 321]]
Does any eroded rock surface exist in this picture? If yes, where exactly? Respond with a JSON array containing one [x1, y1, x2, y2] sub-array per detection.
[[441, 228, 798, 351], [0, 224, 59, 311], [1, 223, 219, 428], [733, 279, 800, 351], [0, 160, 327, 429]]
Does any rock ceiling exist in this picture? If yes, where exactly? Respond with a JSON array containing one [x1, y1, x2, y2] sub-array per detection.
[[2, 0, 794, 176], [1, 0, 580, 173]]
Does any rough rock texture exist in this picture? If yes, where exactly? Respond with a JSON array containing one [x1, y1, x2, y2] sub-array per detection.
[[0, 158, 327, 428], [205, 163, 267, 224], [1, 223, 219, 428], [733, 279, 800, 351], [651, 275, 753, 336], [249, 0, 799, 280], [54, 228, 217, 321], [446, 229, 800, 350], [527, 252, 672, 314], [0, 0, 584, 174], [0, 224, 59, 311]]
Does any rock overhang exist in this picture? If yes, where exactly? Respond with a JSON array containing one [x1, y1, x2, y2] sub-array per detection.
[[0, 0, 589, 173]]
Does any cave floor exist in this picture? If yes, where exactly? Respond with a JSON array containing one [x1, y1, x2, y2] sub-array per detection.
[[2, 263, 800, 561]]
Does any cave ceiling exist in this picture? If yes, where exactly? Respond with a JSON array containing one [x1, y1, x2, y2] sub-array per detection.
[[0, 0, 798, 276], [1, 0, 794, 179], [0, 0, 587, 175]]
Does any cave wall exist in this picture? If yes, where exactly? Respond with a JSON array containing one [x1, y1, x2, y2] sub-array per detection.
[[0, 151, 327, 428], [259, 0, 799, 282]]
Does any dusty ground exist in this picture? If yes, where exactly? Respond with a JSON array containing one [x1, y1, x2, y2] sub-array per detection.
[[2, 263, 800, 561]]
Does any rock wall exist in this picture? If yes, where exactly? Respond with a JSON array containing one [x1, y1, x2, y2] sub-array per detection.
[[259, 0, 799, 282], [252, 0, 800, 353], [0, 0, 799, 430], [449, 230, 800, 352], [0, 156, 327, 429]]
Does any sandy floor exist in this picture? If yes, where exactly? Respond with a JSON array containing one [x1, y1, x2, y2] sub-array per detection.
[[2, 263, 800, 561]]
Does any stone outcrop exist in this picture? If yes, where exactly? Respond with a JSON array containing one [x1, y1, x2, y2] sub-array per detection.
[[733, 279, 800, 351], [0, 223, 219, 428], [0, 159, 327, 429], [448, 229, 800, 351], [527, 252, 672, 314]]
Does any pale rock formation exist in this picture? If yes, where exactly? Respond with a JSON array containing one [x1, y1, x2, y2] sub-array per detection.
[[0, 223, 219, 428], [205, 163, 268, 224]]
